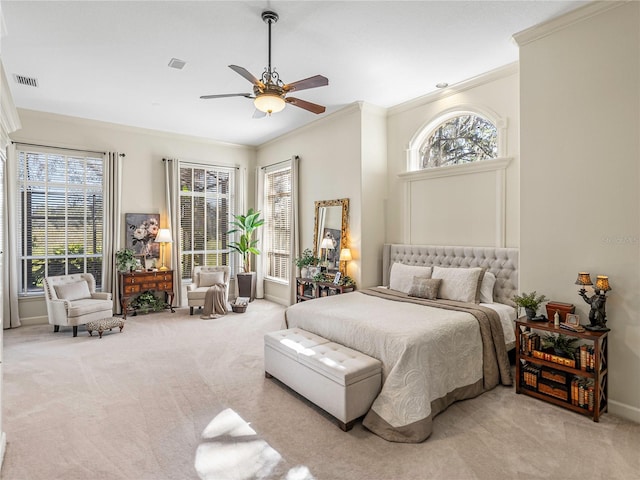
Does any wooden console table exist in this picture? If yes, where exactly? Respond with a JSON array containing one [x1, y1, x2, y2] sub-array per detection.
[[119, 270, 175, 319]]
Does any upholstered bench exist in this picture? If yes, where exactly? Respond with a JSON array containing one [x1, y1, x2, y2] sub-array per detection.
[[86, 318, 125, 338], [264, 328, 382, 431]]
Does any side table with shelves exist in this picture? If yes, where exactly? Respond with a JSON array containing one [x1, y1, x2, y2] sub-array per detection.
[[296, 277, 355, 303], [515, 317, 608, 421], [119, 270, 175, 319]]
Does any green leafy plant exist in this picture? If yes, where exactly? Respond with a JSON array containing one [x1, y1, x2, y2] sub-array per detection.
[[132, 291, 165, 313], [115, 248, 137, 272], [512, 291, 547, 317], [227, 208, 265, 273], [294, 248, 320, 269], [541, 333, 580, 359], [340, 275, 356, 287]]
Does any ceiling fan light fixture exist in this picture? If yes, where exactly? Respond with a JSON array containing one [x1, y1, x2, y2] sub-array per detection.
[[254, 93, 285, 114]]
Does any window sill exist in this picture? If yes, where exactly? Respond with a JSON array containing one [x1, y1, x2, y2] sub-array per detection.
[[265, 276, 290, 286], [399, 157, 513, 181]]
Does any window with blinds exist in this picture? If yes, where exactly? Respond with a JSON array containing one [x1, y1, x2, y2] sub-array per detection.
[[264, 164, 291, 282], [179, 164, 236, 280], [17, 149, 104, 294]]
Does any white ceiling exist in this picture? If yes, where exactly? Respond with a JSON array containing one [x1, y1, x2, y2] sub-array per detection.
[[0, 0, 586, 147]]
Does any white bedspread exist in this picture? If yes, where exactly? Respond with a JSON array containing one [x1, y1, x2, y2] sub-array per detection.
[[284, 290, 512, 442]]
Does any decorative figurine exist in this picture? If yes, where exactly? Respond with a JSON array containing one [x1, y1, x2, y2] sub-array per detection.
[[575, 273, 611, 332]]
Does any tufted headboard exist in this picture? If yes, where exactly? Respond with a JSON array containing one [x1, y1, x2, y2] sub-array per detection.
[[382, 244, 519, 306]]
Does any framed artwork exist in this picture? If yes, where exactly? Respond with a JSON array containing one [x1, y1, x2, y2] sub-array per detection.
[[565, 313, 580, 326], [125, 213, 160, 258]]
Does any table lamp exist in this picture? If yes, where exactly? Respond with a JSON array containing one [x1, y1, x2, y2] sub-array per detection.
[[339, 248, 352, 274], [154, 228, 173, 271], [575, 271, 611, 331]]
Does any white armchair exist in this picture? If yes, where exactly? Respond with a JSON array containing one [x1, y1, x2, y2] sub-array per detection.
[[43, 273, 113, 337], [187, 266, 230, 315]]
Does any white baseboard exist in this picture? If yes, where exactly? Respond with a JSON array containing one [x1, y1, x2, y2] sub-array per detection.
[[262, 294, 290, 307], [609, 399, 640, 424], [19, 315, 48, 326]]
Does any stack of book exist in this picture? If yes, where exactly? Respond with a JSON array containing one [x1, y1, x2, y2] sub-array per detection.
[[571, 377, 595, 411], [520, 331, 540, 355]]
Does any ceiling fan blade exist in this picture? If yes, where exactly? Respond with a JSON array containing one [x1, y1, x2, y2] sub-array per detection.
[[283, 75, 329, 92], [200, 93, 253, 99], [252, 109, 267, 119], [229, 65, 264, 88], [285, 97, 326, 114]]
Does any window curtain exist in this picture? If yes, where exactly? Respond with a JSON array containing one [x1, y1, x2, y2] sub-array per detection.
[[101, 152, 123, 314], [288, 156, 300, 305], [3, 144, 20, 328], [255, 167, 265, 299], [256, 156, 300, 304], [164, 158, 182, 306]]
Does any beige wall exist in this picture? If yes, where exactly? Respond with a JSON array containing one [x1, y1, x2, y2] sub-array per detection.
[[11, 109, 255, 321], [256, 104, 365, 304], [386, 65, 520, 248], [517, 2, 640, 422]]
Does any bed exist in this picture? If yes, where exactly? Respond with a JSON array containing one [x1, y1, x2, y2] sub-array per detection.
[[284, 244, 518, 443]]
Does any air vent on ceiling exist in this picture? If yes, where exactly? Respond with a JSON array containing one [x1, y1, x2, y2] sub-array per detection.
[[168, 58, 186, 70], [14, 74, 39, 87]]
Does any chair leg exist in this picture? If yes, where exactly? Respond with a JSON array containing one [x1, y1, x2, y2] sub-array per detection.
[[73, 326, 78, 337], [190, 307, 194, 315], [53, 325, 60, 333]]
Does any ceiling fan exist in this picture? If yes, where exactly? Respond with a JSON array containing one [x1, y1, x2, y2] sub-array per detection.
[[200, 10, 328, 118]]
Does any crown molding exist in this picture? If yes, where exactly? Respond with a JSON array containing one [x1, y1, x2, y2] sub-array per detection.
[[388, 63, 518, 118], [513, 1, 626, 46]]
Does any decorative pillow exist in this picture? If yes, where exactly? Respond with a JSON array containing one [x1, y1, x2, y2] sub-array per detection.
[[408, 277, 442, 300], [54, 281, 91, 301], [389, 263, 432, 294], [199, 271, 225, 287], [431, 266, 483, 303], [479, 271, 496, 304]]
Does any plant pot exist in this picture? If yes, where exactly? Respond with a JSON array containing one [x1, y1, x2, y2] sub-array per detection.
[[237, 272, 257, 302], [300, 267, 309, 279], [524, 307, 537, 319]]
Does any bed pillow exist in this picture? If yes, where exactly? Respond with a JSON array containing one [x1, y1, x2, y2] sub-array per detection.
[[389, 263, 432, 294], [431, 266, 483, 303], [54, 280, 92, 301], [479, 271, 496, 304], [408, 277, 442, 300], [199, 271, 225, 287]]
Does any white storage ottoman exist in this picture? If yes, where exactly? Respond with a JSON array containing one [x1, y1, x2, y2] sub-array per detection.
[[264, 328, 382, 431]]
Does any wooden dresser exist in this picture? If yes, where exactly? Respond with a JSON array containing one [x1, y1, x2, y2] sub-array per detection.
[[119, 270, 175, 319]]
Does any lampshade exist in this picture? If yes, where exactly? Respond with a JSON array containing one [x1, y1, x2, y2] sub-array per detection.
[[154, 228, 173, 243], [339, 248, 352, 262], [595, 275, 611, 292], [254, 94, 286, 114], [320, 238, 334, 250], [575, 272, 593, 286]]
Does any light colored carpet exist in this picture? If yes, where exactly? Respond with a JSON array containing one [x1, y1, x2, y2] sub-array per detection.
[[2, 300, 639, 480]]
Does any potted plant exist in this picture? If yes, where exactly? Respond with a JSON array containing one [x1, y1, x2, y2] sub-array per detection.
[[541, 333, 580, 359], [512, 291, 548, 319], [132, 291, 165, 314], [294, 248, 319, 278], [115, 248, 137, 273], [228, 208, 264, 301]]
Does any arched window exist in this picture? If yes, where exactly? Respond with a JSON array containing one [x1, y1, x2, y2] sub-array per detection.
[[419, 114, 497, 169]]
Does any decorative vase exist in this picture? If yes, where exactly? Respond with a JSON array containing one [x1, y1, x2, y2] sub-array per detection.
[[237, 272, 257, 302], [525, 307, 536, 319], [300, 267, 309, 278]]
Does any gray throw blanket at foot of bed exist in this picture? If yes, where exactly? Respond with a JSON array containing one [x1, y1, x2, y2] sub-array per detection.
[[201, 284, 228, 319]]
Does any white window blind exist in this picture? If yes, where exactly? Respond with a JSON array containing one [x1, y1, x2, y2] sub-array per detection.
[[264, 164, 291, 281], [17, 149, 104, 294], [179, 163, 236, 279]]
